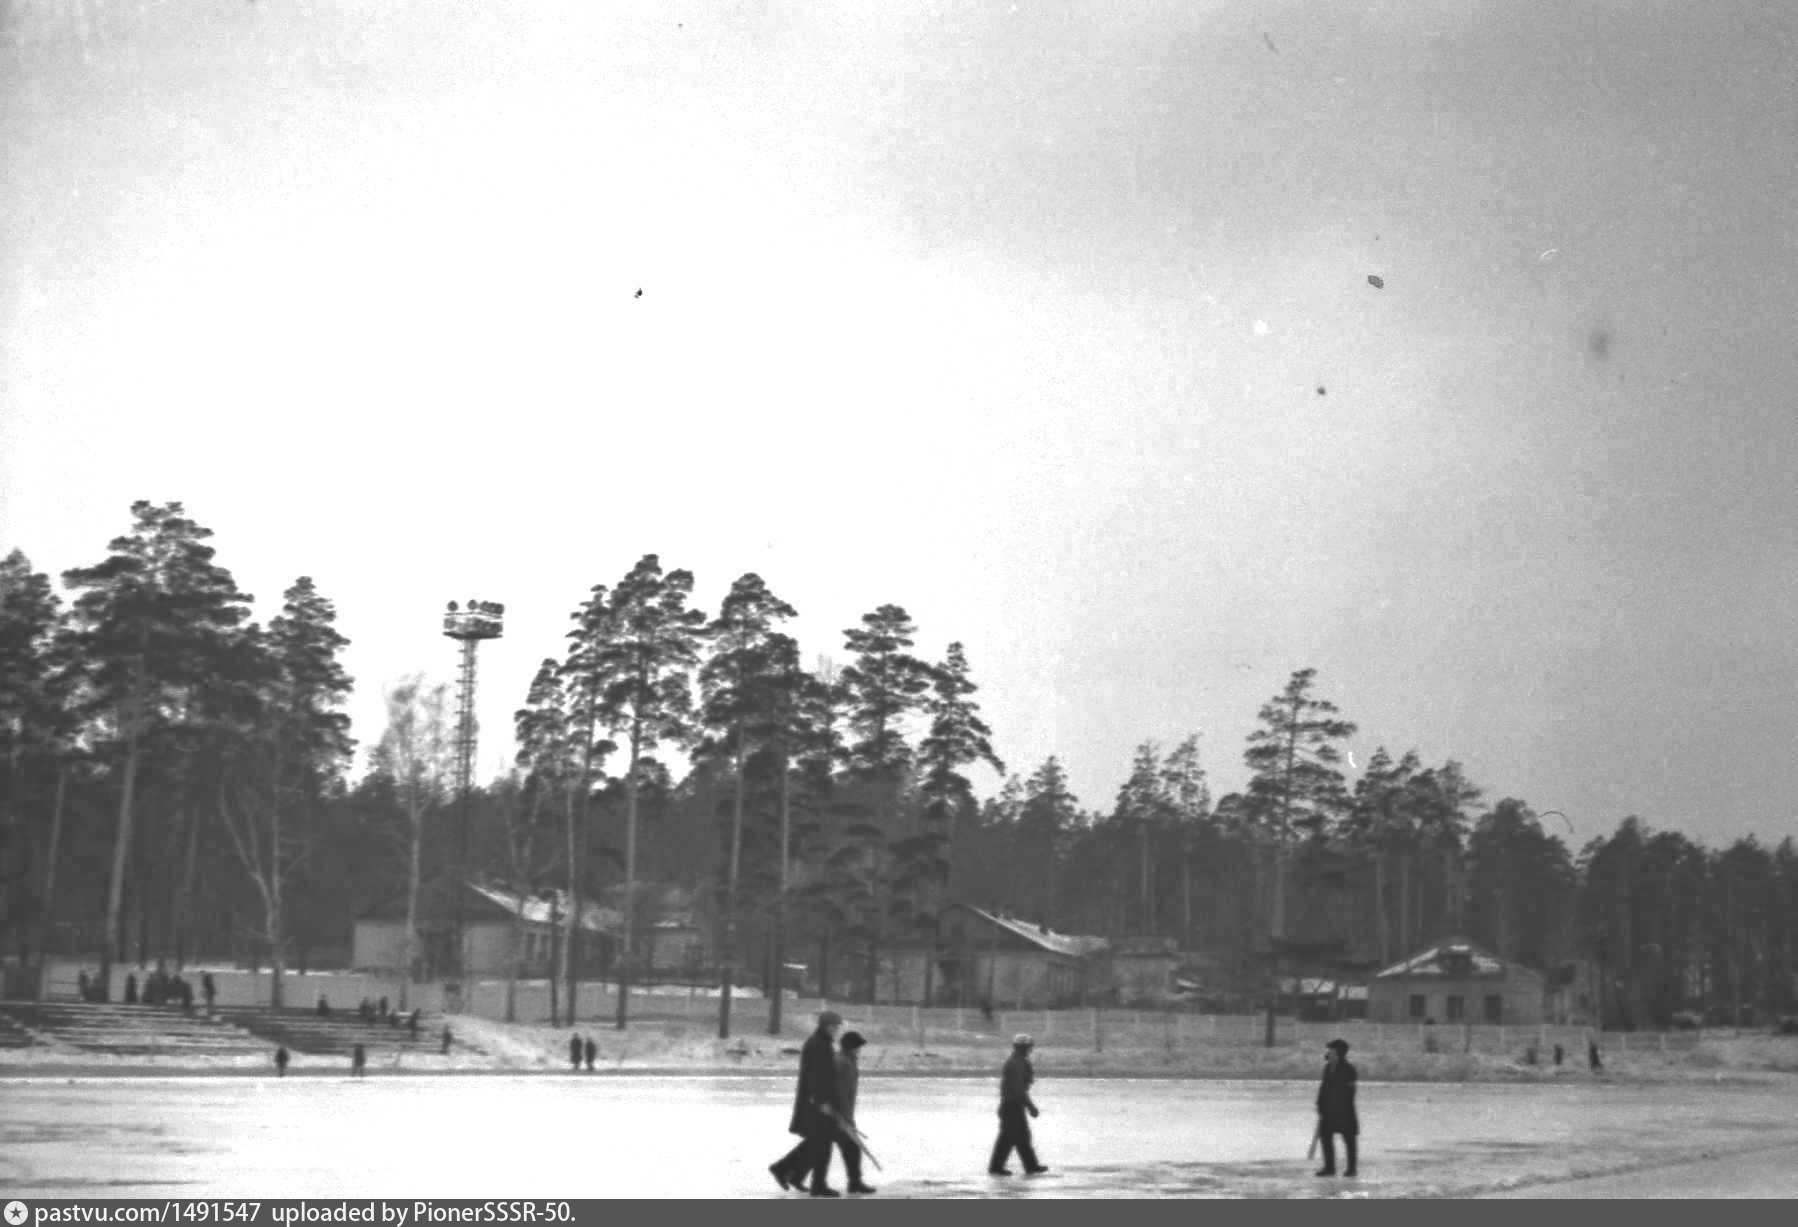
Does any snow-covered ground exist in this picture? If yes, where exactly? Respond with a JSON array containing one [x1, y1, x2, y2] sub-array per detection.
[[3, 1073, 1797, 1198]]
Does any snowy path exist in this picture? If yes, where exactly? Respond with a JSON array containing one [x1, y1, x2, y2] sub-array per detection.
[[3, 1073, 1796, 1198]]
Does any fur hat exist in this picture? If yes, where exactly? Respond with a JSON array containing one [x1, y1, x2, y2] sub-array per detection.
[[840, 1030, 867, 1050], [1013, 1033, 1035, 1049], [818, 1010, 843, 1028], [1326, 1038, 1350, 1056]]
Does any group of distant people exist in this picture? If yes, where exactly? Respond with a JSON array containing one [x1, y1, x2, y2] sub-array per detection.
[[766, 1009, 1367, 1193], [79, 965, 217, 1014], [567, 1034, 598, 1070]]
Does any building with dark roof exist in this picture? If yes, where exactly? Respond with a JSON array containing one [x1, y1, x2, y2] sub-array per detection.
[[1368, 937, 1546, 1025]]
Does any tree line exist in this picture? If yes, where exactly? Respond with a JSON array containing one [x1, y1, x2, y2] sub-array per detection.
[[2, 503, 1795, 1031]]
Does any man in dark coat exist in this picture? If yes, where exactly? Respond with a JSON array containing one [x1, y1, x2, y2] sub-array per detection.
[[569, 1033, 583, 1071], [583, 1037, 597, 1071], [1315, 1038, 1359, 1177], [989, 1034, 1047, 1176], [770, 1010, 844, 1196], [788, 1030, 875, 1195]]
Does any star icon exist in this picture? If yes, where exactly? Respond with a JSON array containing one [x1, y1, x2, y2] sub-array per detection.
[[5, 1200, 30, 1226]]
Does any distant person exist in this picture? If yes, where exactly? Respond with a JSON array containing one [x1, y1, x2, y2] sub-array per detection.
[[1553, 1043, 1565, 1066], [441, 1026, 452, 1055], [177, 977, 194, 1013], [359, 998, 373, 1023], [770, 1010, 844, 1196], [124, 972, 138, 1004], [379, 995, 390, 1021], [318, 995, 331, 1017], [275, 1045, 290, 1077], [1314, 1038, 1359, 1178], [351, 1043, 367, 1078], [569, 1034, 584, 1070], [989, 1034, 1047, 1177], [583, 1037, 597, 1071], [408, 1010, 421, 1040], [981, 999, 995, 1025], [1588, 1038, 1603, 1071], [78, 970, 90, 1001], [202, 972, 217, 1014]]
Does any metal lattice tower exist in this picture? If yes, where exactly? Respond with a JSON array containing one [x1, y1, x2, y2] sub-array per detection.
[[442, 599, 504, 980]]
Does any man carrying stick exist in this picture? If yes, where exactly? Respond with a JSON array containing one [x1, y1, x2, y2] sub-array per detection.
[[771, 1010, 844, 1196], [1314, 1038, 1359, 1177], [787, 1029, 878, 1194]]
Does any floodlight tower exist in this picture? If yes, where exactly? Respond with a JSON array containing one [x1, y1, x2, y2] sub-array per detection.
[[442, 598, 504, 981]]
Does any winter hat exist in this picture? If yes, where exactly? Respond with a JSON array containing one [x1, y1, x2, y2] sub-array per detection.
[[1013, 1033, 1035, 1049], [1326, 1038, 1350, 1056], [840, 1031, 867, 1050], [818, 1010, 844, 1028]]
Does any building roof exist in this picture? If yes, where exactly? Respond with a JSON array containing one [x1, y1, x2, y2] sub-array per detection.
[[1374, 937, 1516, 981], [957, 904, 1108, 958], [468, 884, 620, 934]]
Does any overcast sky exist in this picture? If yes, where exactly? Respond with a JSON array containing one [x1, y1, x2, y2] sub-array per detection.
[[4, 1, 1796, 849]]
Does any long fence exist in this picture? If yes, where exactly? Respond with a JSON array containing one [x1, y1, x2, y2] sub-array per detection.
[[27, 960, 1746, 1058]]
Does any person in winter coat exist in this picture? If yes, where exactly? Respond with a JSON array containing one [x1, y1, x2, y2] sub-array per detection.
[[770, 1010, 843, 1196], [989, 1034, 1048, 1176], [788, 1030, 876, 1195], [583, 1037, 597, 1071], [569, 1033, 584, 1071], [274, 1045, 290, 1077], [1315, 1038, 1359, 1177]]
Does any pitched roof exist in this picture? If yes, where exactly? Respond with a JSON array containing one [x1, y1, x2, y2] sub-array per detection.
[[468, 883, 619, 934], [959, 905, 1107, 958], [1374, 937, 1512, 980]]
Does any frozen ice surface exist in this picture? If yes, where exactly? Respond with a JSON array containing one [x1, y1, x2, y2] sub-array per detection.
[[3, 1074, 1797, 1198]]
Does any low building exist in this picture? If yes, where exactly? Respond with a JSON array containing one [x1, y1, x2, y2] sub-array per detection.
[[1368, 937, 1546, 1025], [352, 880, 616, 981], [887, 904, 1108, 1008], [1108, 935, 1183, 1005]]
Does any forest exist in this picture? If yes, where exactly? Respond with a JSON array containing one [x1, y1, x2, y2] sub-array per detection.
[[2, 501, 1796, 1031]]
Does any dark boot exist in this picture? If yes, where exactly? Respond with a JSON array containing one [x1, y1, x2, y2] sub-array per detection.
[[808, 1187, 841, 1198], [1343, 1135, 1358, 1177]]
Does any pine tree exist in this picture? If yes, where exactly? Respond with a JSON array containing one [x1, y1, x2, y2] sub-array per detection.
[[570, 555, 706, 1029], [836, 605, 932, 1001], [61, 502, 252, 998], [216, 577, 354, 1009], [1160, 734, 1211, 946], [1018, 757, 1080, 929], [0, 550, 69, 947], [1243, 668, 1356, 937], [513, 658, 577, 1023], [695, 573, 797, 1037], [903, 642, 1004, 1001]]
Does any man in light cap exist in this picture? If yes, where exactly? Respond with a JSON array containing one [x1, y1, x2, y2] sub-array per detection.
[[771, 1010, 844, 1195], [988, 1033, 1047, 1176], [1314, 1038, 1359, 1177]]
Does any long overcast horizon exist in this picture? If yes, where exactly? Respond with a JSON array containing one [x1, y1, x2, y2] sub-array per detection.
[[4, 1, 1796, 850]]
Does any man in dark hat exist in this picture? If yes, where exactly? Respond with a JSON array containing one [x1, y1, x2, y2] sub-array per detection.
[[788, 1029, 876, 1195], [771, 1010, 844, 1196], [989, 1034, 1048, 1176], [1315, 1038, 1359, 1177]]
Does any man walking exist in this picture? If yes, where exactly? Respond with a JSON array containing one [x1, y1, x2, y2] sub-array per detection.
[[787, 1030, 876, 1195], [1314, 1038, 1358, 1177], [771, 1010, 843, 1196], [989, 1034, 1048, 1176]]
